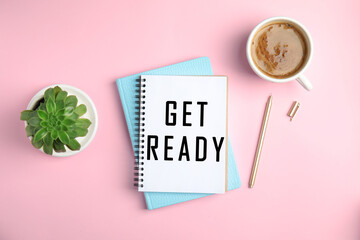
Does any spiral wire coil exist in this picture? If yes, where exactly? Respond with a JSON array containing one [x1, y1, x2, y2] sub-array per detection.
[[134, 78, 146, 188]]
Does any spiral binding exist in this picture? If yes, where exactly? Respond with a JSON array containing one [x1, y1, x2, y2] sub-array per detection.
[[134, 77, 146, 188]]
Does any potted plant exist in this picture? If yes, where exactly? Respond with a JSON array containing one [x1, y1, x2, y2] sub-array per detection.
[[20, 85, 98, 157]]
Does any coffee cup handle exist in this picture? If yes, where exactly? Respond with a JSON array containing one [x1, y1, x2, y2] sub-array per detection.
[[296, 75, 313, 91]]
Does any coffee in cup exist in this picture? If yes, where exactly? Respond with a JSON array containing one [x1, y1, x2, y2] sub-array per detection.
[[250, 22, 307, 79]]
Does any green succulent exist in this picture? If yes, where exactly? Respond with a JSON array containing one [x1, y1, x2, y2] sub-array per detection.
[[20, 86, 92, 155]]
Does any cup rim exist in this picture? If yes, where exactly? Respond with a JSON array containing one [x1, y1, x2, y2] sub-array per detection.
[[246, 16, 313, 83]]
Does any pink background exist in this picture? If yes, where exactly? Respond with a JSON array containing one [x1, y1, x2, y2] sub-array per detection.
[[1, 0, 359, 239]]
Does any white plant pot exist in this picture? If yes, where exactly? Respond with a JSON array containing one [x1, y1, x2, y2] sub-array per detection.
[[25, 84, 98, 157]]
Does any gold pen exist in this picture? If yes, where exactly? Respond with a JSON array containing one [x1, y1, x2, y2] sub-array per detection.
[[249, 95, 272, 188]]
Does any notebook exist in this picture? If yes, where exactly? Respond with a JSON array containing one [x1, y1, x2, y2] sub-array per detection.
[[137, 75, 228, 193], [116, 57, 241, 209]]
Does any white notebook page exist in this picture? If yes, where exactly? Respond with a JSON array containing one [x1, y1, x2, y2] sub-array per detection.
[[138, 75, 227, 194]]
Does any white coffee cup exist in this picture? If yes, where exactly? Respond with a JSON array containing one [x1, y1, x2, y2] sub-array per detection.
[[246, 16, 313, 91]]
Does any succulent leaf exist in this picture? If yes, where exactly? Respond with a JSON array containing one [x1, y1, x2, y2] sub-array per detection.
[[55, 100, 65, 111], [34, 126, 42, 132], [37, 110, 48, 120], [62, 118, 75, 126], [57, 108, 65, 114], [25, 125, 35, 137], [56, 91, 68, 101], [66, 139, 81, 151], [20, 110, 33, 121], [75, 128, 88, 137], [39, 102, 47, 111], [67, 130, 77, 138], [40, 121, 47, 128], [53, 139, 66, 152], [64, 106, 74, 116], [46, 98, 56, 113], [53, 86, 62, 96], [51, 130, 59, 139], [31, 111, 39, 118], [74, 104, 87, 116], [65, 95, 77, 108], [59, 131, 70, 144], [75, 118, 92, 128], [68, 113, 79, 121], [44, 88, 55, 101], [34, 128, 47, 142], [44, 132, 53, 147], [31, 137, 44, 149], [28, 116, 41, 127], [43, 142, 53, 155]]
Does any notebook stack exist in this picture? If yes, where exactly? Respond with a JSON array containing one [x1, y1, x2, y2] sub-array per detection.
[[116, 57, 241, 210]]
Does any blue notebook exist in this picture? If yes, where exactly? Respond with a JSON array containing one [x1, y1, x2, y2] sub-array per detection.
[[116, 57, 241, 210]]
